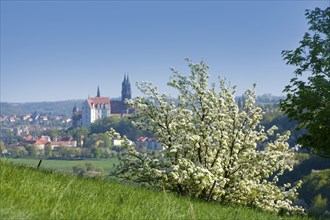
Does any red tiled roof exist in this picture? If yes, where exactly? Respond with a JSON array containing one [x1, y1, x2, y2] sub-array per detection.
[[137, 136, 157, 142], [24, 135, 34, 141], [35, 139, 49, 145], [87, 97, 110, 109]]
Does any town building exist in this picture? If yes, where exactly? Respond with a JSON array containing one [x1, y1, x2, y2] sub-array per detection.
[[80, 89, 111, 128], [110, 75, 133, 114], [136, 136, 163, 151], [73, 75, 134, 128]]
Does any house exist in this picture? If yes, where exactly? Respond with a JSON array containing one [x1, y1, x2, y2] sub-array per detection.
[[112, 138, 134, 147], [40, 135, 51, 142], [50, 140, 77, 149], [81, 96, 111, 128], [34, 139, 49, 150], [136, 136, 163, 151]]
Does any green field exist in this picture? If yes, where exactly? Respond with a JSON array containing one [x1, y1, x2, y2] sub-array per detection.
[[0, 161, 309, 219], [6, 158, 119, 173]]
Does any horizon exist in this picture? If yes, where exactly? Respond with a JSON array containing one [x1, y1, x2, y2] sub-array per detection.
[[1, 1, 328, 102], [0, 92, 283, 104]]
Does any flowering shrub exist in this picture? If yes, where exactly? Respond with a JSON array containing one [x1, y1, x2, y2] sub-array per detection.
[[111, 60, 305, 215]]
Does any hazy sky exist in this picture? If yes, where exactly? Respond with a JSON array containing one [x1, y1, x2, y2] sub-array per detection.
[[1, 1, 329, 103]]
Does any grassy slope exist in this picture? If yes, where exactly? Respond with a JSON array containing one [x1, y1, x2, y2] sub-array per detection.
[[0, 162, 309, 220]]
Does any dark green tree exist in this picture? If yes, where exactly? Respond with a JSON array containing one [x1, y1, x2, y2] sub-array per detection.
[[15, 147, 28, 157], [0, 141, 5, 155], [86, 133, 111, 148], [91, 147, 102, 158], [280, 7, 330, 157], [89, 116, 152, 141], [44, 143, 53, 157], [70, 127, 88, 147], [26, 145, 38, 157], [57, 147, 78, 158], [72, 162, 104, 176]]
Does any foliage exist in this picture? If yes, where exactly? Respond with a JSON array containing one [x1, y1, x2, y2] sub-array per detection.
[[13, 146, 28, 157], [89, 116, 152, 141], [71, 111, 82, 129], [261, 113, 306, 149], [0, 161, 309, 219], [278, 155, 330, 186], [280, 7, 330, 157], [262, 108, 283, 124], [44, 144, 53, 157], [85, 133, 111, 148], [277, 155, 330, 217], [42, 129, 60, 139], [54, 147, 80, 158], [70, 127, 89, 147], [72, 162, 104, 176], [0, 141, 5, 154], [308, 194, 328, 217], [26, 145, 39, 157], [299, 169, 330, 216], [113, 60, 305, 215]]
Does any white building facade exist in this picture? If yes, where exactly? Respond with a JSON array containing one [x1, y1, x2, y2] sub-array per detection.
[[81, 97, 111, 128]]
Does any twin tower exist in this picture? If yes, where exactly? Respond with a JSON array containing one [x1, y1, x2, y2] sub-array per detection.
[[121, 74, 131, 102], [96, 74, 131, 102]]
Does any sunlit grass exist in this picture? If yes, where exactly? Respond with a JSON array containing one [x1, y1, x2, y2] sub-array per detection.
[[0, 161, 310, 219]]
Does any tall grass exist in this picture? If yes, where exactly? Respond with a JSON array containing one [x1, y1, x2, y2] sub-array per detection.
[[0, 161, 309, 219]]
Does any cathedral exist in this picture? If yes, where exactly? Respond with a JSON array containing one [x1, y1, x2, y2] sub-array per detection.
[[72, 75, 134, 128], [110, 75, 133, 114]]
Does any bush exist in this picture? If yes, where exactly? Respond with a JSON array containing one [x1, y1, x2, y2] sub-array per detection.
[[72, 162, 104, 177], [309, 194, 328, 217], [112, 60, 305, 215]]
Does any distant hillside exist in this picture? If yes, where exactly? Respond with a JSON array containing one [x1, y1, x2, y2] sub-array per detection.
[[0, 94, 283, 117], [237, 94, 283, 105], [255, 94, 283, 104], [0, 100, 84, 117]]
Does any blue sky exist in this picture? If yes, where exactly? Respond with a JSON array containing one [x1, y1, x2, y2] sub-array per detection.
[[1, 1, 329, 103]]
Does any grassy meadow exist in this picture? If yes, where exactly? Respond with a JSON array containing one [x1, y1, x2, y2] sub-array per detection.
[[5, 158, 119, 173], [0, 161, 310, 220]]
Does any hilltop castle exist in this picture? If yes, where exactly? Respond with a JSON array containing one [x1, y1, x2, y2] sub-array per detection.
[[72, 75, 134, 128]]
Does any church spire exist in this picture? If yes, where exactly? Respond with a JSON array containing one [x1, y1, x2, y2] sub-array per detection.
[[97, 86, 100, 97], [121, 74, 132, 102], [73, 104, 78, 113], [127, 74, 130, 83]]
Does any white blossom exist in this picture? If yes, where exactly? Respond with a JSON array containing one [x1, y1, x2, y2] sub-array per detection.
[[113, 60, 305, 215]]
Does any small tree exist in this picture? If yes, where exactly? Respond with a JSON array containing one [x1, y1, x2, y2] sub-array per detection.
[[112, 60, 305, 214], [72, 162, 103, 176], [15, 147, 28, 157], [73, 163, 86, 176], [44, 143, 53, 158], [86, 133, 111, 148], [0, 141, 5, 155], [280, 7, 330, 157], [26, 145, 38, 157]]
